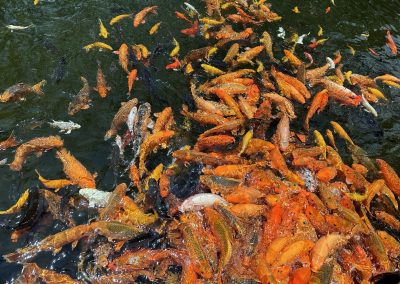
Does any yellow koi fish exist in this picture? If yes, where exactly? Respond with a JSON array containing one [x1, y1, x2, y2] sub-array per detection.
[[318, 25, 324, 37], [83, 42, 113, 52], [330, 121, 355, 145], [99, 19, 109, 38], [201, 64, 225, 76], [239, 129, 253, 156], [0, 189, 29, 215], [110, 13, 132, 25], [314, 130, 327, 159], [170, 38, 180, 57], [347, 45, 356, 56], [149, 22, 161, 35]]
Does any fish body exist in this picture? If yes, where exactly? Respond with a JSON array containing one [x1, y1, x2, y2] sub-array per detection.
[[0, 132, 17, 150], [133, 6, 158, 28], [6, 24, 34, 30], [170, 38, 180, 57], [48, 120, 81, 134], [330, 121, 354, 145], [201, 64, 225, 76], [0, 80, 46, 103], [94, 63, 111, 98], [386, 30, 398, 55], [115, 43, 130, 74], [56, 148, 96, 189], [105, 98, 139, 140], [83, 42, 112, 52], [68, 77, 91, 116], [361, 95, 378, 117], [10, 136, 64, 171], [260, 31, 277, 62], [110, 14, 132, 25], [127, 69, 137, 95], [149, 22, 161, 35], [98, 19, 109, 38]]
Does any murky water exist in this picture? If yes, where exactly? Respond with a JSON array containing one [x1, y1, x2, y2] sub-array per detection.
[[0, 0, 399, 281]]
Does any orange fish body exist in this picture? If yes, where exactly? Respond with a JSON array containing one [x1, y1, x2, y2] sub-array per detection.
[[139, 130, 175, 176], [195, 135, 235, 152], [304, 89, 328, 130], [166, 58, 181, 70], [284, 50, 303, 68], [10, 136, 64, 171], [386, 30, 398, 55], [376, 159, 400, 196], [133, 6, 158, 28], [94, 64, 111, 98], [116, 44, 130, 74], [181, 20, 199, 37], [0, 131, 17, 150], [127, 69, 137, 95], [105, 98, 138, 140], [175, 11, 191, 23], [56, 148, 96, 189]]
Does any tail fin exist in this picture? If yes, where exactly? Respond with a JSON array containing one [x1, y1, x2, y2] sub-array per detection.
[[31, 80, 46, 96]]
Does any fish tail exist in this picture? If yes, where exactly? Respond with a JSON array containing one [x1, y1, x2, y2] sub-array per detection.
[[32, 80, 47, 96]]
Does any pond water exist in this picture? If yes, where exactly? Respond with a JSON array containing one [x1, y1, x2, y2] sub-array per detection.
[[0, 0, 399, 281]]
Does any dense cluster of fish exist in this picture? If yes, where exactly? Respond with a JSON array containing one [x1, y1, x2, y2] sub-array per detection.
[[1, 0, 400, 283]]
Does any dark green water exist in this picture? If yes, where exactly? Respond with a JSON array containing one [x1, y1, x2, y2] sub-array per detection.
[[0, 0, 399, 281]]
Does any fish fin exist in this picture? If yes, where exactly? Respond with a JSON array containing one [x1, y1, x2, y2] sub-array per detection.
[[66, 130, 71, 134], [93, 87, 98, 92], [107, 86, 112, 91], [71, 240, 78, 250], [35, 152, 43, 158], [31, 80, 46, 96], [81, 104, 90, 110]]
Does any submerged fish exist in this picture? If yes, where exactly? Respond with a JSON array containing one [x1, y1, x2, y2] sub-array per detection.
[[0, 80, 46, 103], [48, 120, 81, 134], [68, 76, 91, 116], [6, 24, 34, 30]]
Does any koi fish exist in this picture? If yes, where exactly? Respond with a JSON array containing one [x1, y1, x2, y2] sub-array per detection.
[[149, 22, 161, 35], [201, 64, 225, 76], [105, 98, 138, 140], [110, 14, 132, 25], [83, 42, 112, 52], [386, 30, 398, 55], [68, 77, 91, 116], [94, 62, 111, 98], [115, 43, 130, 74], [170, 37, 180, 57], [133, 6, 158, 28], [57, 148, 96, 189], [181, 20, 199, 37], [330, 121, 355, 145], [0, 131, 17, 150], [0, 80, 46, 103], [98, 19, 109, 38], [127, 69, 137, 96]]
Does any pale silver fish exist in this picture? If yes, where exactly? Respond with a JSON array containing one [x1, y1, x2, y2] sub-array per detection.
[[48, 120, 81, 134], [326, 57, 335, 69], [127, 106, 137, 133], [295, 33, 309, 45], [115, 135, 124, 156], [0, 158, 7, 166], [361, 94, 378, 117], [6, 24, 34, 31], [179, 193, 229, 212], [184, 2, 200, 16], [277, 27, 286, 39], [79, 188, 111, 208]]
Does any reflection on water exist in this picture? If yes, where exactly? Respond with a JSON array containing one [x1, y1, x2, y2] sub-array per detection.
[[0, 0, 399, 281]]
